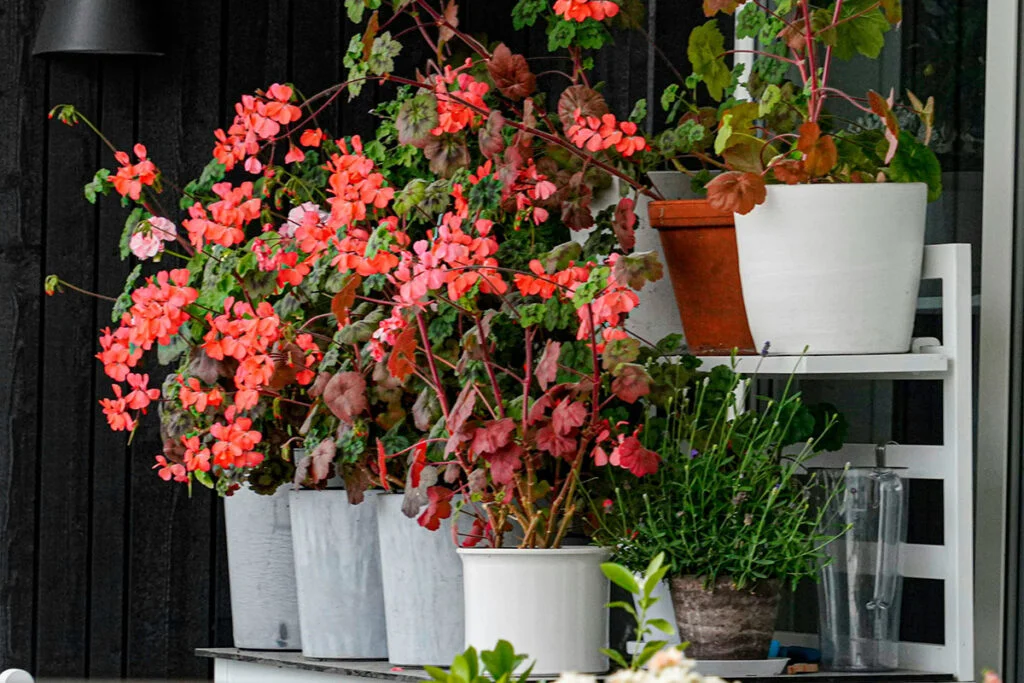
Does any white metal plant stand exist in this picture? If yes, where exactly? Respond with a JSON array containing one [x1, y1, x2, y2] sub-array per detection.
[[700, 243, 975, 683]]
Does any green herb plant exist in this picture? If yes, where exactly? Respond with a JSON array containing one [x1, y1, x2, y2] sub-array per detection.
[[591, 362, 849, 590]]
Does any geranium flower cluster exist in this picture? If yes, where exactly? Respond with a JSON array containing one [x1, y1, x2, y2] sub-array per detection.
[[201, 298, 283, 411], [213, 83, 303, 173], [129, 216, 178, 261], [553, 0, 621, 22], [112, 143, 158, 201], [183, 181, 263, 249], [568, 109, 647, 157], [96, 269, 198, 430], [432, 64, 491, 135]]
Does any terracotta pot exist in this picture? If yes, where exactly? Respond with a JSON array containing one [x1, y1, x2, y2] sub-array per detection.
[[669, 576, 781, 660], [648, 200, 756, 355]]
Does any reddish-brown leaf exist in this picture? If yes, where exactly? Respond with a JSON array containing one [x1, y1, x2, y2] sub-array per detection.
[[613, 197, 637, 252], [331, 274, 362, 327], [611, 363, 653, 404], [612, 250, 663, 291], [308, 371, 332, 399], [343, 463, 372, 505], [552, 399, 587, 436], [706, 171, 767, 215], [361, 11, 379, 61], [483, 444, 524, 485], [438, 0, 459, 43], [424, 134, 470, 177], [323, 371, 368, 425], [487, 43, 536, 101], [771, 159, 810, 185], [417, 486, 454, 531], [387, 326, 418, 381], [777, 18, 808, 50], [868, 90, 900, 163], [703, 0, 747, 16], [478, 110, 506, 159], [471, 418, 516, 457], [269, 343, 303, 389], [557, 85, 609, 131], [796, 122, 837, 177], [535, 340, 561, 390]]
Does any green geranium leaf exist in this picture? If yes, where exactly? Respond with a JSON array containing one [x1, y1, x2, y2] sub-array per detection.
[[395, 93, 438, 147], [512, 0, 547, 30], [84, 169, 111, 204], [687, 21, 731, 101], [345, 0, 381, 23], [889, 131, 942, 202], [660, 84, 679, 112], [825, 0, 890, 60], [112, 264, 143, 322], [629, 98, 648, 124], [759, 84, 782, 116], [368, 31, 402, 75]]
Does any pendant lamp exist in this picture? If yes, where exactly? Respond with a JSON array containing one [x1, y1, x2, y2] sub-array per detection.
[[33, 0, 164, 57]]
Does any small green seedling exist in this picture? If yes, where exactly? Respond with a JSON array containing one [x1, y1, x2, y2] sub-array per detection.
[[601, 552, 685, 671], [424, 640, 535, 683]]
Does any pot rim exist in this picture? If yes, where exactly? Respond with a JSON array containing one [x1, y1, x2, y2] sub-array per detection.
[[457, 545, 610, 556], [648, 198, 734, 229], [761, 181, 927, 194]]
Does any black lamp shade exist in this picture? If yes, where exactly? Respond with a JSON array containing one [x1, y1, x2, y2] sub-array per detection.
[[33, 0, 164, 56]]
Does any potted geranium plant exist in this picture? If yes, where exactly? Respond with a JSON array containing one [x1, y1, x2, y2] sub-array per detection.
[[589, 360, 848, 661], [688, 0, 940, 355], [48, 0, 670, 670]]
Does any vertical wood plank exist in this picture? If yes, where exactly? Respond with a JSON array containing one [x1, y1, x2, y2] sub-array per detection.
[[86, 57, 138, 680], [36, 57, 100, 679], [124, 1, 227, 677], [0, 0, 46, 671]]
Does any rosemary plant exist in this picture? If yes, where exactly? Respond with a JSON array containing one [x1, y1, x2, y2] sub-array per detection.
[[591, 363, 848, 590]]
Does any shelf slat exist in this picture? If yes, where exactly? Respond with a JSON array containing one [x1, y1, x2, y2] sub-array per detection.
[[696, 352, 949, 379]]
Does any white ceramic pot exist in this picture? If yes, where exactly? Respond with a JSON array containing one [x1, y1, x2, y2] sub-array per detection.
[[588, 172, 693, 346], [223, 485, 302, 650], [376, 493, 466, 666], [289, 489, 387, 659], [733, 183, 928, 355], [459, 547, 610, 675]]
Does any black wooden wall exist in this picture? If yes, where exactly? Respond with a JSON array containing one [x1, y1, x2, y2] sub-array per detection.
[[0, 1, 704, 678]]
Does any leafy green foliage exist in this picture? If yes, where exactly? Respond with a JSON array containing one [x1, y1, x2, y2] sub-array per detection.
[[511, 0, 547, 30], [687, 21, 731, 101], [889, 132, 943, 202], [601, 553, 682, 671], [84, 169, 112, 204], [180, 159, 226, 209], [591, 362, 848, 589], [822, 0, 891, 60], [424, 641, 533, 683]]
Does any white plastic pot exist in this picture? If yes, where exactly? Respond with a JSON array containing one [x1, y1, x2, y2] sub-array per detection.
[[289, 489, 387, 659], [223, 485, 302, 650], [459, 547, 610, 675], [376, 493, 465, 666], [733, 183, 927, 355]]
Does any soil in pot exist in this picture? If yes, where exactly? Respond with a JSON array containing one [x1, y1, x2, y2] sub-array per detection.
[[649, 199, 756, 355], [669, 576, 781, 660]]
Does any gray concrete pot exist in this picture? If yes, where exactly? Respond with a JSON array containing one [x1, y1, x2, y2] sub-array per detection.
[[289, 489, 387, 659], [376, 493, 465, 666], [223, 485, 302, 650]]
